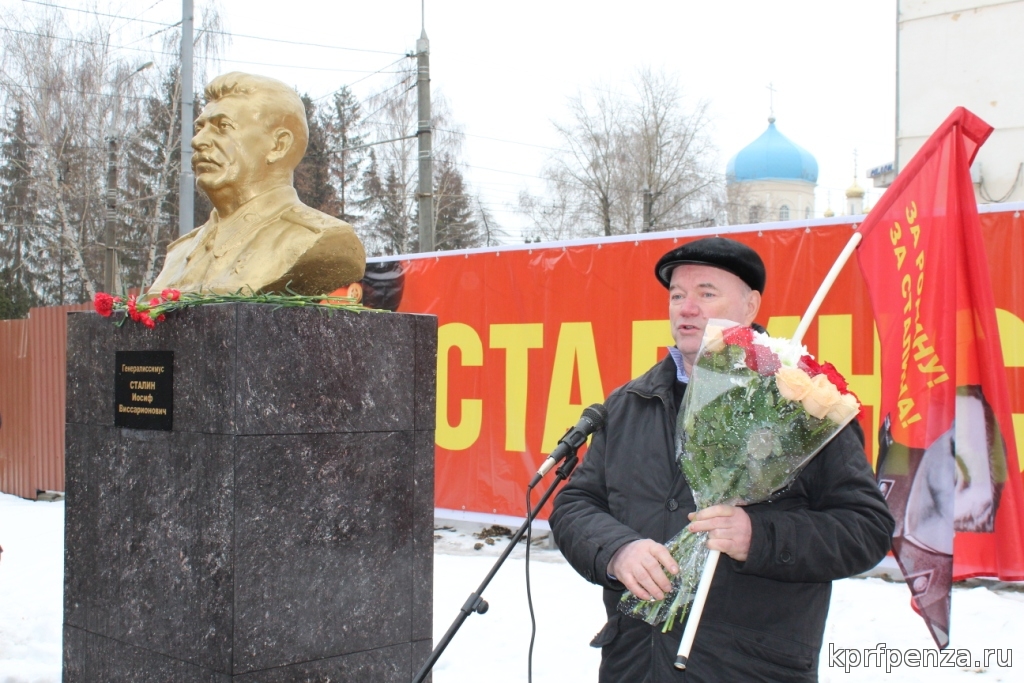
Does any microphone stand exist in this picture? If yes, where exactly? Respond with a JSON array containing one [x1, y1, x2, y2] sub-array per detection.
[[410, 453, 580, 683]]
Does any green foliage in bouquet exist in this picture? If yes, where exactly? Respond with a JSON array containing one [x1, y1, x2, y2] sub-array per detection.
[[681, 344, 838, 508]]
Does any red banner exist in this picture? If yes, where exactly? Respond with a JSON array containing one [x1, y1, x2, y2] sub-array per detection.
[[856, 109, 1024, 647], [378, 205, 1024, 580]]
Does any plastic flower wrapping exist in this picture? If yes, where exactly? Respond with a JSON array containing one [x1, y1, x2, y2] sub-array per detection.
[[619, 319, 862, 630]]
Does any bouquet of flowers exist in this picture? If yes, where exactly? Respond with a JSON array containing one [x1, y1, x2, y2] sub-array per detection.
[[619, 319, 861, 631]]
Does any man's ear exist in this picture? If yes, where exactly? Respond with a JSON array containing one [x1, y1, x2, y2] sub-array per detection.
[[266, 128, 294, 165], [744, 289, 762, 325]]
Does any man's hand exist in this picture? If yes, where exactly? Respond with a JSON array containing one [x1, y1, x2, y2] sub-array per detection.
[[607, 539, 679, 601], [688, 505, 752, 562]]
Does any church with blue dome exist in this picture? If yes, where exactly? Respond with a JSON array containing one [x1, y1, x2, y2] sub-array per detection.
[[726, 117, 818, 224]]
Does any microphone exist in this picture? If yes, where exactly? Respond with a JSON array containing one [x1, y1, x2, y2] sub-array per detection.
[[528, 403, 608, 488]]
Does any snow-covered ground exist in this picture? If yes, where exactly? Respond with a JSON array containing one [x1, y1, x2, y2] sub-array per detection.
[[1, 492, 1020, 682]]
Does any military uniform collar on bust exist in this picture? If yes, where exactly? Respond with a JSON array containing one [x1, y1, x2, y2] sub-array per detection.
[[186, 185, 300, 263]]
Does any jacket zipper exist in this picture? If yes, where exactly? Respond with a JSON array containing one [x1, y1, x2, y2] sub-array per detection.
[[627, 385, 680, 675]]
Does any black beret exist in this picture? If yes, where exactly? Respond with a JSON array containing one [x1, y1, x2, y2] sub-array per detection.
[[655, 237, 766, 293]]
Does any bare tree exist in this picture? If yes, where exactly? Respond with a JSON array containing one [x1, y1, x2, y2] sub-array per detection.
[[358, 66, 483, 255], [521, 68, 724, 240], [551, 87, 629, 237], [357, 66, 419, 255], [517, 177, 590, 243], [127, 20, 224, 290], [0, 3, 223, 301], [0, 8, 134, 301], [627, 68, 720, 230]]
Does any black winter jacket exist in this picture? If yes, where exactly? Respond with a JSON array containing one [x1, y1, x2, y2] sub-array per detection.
[[550, 354, 895, 683]]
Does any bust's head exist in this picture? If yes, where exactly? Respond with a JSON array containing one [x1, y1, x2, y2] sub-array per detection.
[[191, 72, 308, 196]]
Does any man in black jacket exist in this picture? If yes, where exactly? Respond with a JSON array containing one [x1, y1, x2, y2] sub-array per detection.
[[549, 237, 894, 682]]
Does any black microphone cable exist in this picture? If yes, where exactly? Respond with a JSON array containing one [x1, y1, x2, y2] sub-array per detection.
[[526, 484, 537, 683], [523, 403, 606, 682]]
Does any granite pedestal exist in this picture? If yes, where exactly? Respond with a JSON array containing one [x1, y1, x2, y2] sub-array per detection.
[[63, 304, 436, 681]]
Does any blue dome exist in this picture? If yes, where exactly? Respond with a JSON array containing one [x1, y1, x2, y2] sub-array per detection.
[[726, 119, 818, 183]]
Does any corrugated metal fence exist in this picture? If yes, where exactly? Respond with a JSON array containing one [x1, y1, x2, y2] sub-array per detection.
[[0, 304, 90, 499]]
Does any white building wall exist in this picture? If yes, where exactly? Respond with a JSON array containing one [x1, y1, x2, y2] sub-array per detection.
[[898, 0, 1024, 202], [727, 179, 816, 224]]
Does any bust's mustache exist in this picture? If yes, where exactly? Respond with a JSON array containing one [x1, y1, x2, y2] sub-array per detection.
[[192, 155, 221, 169]]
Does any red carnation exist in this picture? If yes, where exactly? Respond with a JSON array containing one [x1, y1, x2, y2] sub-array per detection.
[[820, 362, 850, 394], [127, 296, 145, 323], [93, 292, 115, 317], [157, 314, 166, 322], [800, 355, 823, 377], [722, 326, 754, 349], [140, 314, 156, 329], [161, 289, 181, 301], [149, 297, 160, 307]]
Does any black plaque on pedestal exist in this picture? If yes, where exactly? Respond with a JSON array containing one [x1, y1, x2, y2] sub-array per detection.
[[114, 350, 174, 430], [64, 305, 437, 682]]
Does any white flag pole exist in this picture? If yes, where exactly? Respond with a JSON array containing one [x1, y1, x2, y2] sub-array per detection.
[[791, 232, 863, 344], [674, 229, 863, 670], [673, 548, 720, 670]]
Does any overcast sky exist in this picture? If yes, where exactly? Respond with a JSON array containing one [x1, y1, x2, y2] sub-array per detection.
[[12, 0, 899, 239]]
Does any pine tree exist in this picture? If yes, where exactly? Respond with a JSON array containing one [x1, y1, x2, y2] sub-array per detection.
[[327, 86, 366, 225], [433, 154, 482, 251], [0, 268, 33, 318], [360, 149, 413, 256], [0, 107, 37, 305], [294, 94, 339, 216]]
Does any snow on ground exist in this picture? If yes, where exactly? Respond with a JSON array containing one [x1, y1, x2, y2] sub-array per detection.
[[0, 494, 65, 683], [1, 492, 1020, 682]]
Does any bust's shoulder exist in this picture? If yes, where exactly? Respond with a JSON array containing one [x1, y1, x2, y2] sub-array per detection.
[[165, 226, 202, 253], [278, 204, 355, 235]]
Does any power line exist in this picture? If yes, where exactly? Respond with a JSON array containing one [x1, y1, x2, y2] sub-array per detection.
[[217, 57, 404, 75], [0, 25, 403, 80], [211, 29, 406, 56], [0, 81, 165, 104], [436, 128, 561, 152], [19, 0, 408, 56], [0, 25, 176, 57], [356, 80, 417, 123], [21, 0, 176, 27], [335, 56, 413, 97], [19, 0, 407, 55], [461, 163, 549, 181]]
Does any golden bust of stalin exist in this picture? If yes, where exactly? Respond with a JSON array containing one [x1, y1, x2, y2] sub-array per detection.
[[147, 72, 365, 295]]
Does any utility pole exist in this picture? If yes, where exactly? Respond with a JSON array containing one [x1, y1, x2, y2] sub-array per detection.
[[103, 138, 120, 293], [642, 185, 653, 232], [415, 13, 433, 252], [179, 0, 195, 237]]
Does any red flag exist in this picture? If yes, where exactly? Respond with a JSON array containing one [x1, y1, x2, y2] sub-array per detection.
[[857, 107, 1024, 649]]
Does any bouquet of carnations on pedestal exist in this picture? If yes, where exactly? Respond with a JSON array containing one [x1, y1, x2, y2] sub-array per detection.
[[93, 288, 371, 329], [619, 319, 861, 631]]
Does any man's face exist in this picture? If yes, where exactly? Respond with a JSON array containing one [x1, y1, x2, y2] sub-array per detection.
[[191, 96, 275, 194], [668, 263, 761, 366]]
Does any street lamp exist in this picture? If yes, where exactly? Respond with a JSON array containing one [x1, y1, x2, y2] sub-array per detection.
[[103, 61, 154, 294]]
